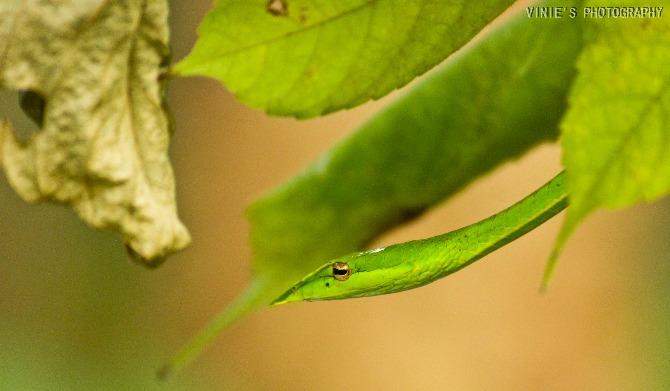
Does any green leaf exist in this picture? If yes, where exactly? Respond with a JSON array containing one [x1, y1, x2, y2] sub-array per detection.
[[543, 1, 670, 287], [174, 0, 514, 118], [0, 0, 190, 264], [163, 5, 583, 375]]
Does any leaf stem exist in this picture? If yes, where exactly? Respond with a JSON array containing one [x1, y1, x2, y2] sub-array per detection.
[[158, 275, 271, 380]]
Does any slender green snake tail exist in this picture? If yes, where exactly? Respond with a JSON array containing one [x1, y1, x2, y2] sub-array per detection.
[[274, 172, 568, 304]]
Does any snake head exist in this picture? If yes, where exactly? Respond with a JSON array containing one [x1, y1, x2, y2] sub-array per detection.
[[271, 246, 415, 305], [272, 260, 353, 305]]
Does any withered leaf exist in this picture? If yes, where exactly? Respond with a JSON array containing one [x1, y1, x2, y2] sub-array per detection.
[[0, 0, 190, 264]]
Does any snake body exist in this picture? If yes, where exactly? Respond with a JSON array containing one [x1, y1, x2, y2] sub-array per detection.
[[274, 172, 568, 304]]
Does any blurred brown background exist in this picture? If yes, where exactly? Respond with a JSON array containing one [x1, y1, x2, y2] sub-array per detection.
[[1, 1, 669, 390]]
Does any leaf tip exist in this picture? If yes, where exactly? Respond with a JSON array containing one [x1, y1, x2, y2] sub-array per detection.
[[540, 208, 581, 291], [539, 247, 561, 292], [124, 243, 168, 268]]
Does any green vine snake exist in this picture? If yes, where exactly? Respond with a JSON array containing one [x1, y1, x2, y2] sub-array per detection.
[[273, 172, 567, 305], [160, 172, 567, 378]]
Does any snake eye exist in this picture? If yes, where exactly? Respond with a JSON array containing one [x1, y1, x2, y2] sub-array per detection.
[[332, 262, 351, 281]]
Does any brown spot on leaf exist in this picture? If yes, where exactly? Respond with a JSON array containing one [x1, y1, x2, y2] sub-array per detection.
[[298, 6, 308, 23], [267, 0, 288, 16]]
